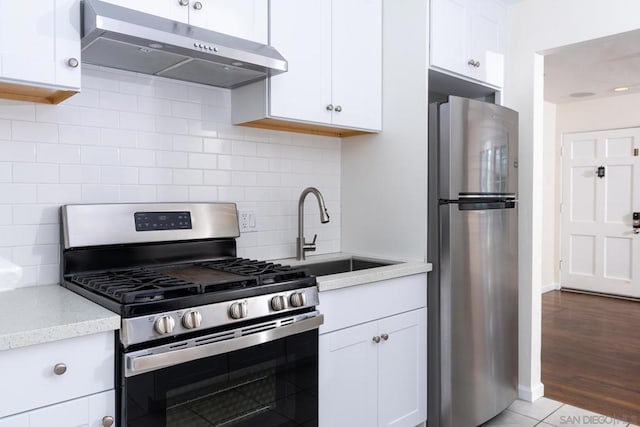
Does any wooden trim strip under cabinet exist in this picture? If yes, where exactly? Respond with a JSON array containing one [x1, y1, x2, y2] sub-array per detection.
[[0, 81, 77, 104], [238, 117, 375, 138]]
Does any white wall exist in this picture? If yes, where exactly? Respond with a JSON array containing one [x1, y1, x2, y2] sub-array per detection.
[[341, 0, 428, 262], [504, 0, 640, 401], [0, 65, 342, 288], [541, 101, 558, 292]]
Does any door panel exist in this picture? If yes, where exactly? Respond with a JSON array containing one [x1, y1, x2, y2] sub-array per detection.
[[440, 203, 518, 426], [561, 128, 640, 296]]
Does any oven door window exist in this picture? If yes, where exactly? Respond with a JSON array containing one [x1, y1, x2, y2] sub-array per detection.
[[124, 330, 318, 427]]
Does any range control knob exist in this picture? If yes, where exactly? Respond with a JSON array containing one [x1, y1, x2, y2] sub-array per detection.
[[182, 310, 202, 329], [270, 295, 287, 311], [154, 315, 175, 335], [289, 292, 306, 308], [228, 301, 248, 320]]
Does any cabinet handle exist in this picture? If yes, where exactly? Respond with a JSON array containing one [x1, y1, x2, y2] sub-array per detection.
[[326, 104, 334, 111], [467, 59, 481, 68], [475, 60, 480, 68], [381, 333, 389, 341], [102, 416, 115, 427], [53, 363, 67, 375], [372, 336, 381, 343], [334, 105, 342, 112], [193, 1, 203, 10], [67, 58, 79, 68], [178, 0, 188, 5]]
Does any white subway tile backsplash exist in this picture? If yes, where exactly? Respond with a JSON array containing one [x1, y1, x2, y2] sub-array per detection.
[[0, 102, 35, 121], [0, 162, 11, 182], [101, 128, 138, 148], [11, 120, 58, 142], [36, 143, 81, 164], [0, 183, 37, 203], [81, 146, 119, 166], [0, 120, 10, 139], [188, 153, 217, 169], [80, 107, 120, 128], [172, 135, 203, 153], [12, 205, 59, 225], [100, 91, 138, 112], [81, 184, 120, 203], [173, 169, 203, 185], [2, 68, 341, 286], [171, 101, 202, 120], [156, 151, 188, 168], [120, 112, 156, 132], [189, 186, 218, 201], [156, 116, 189, 135], [37, 184, 82, 204], [100, 166, 139, 184], [12, 244, 59, 266], [203, 138, 232, 154], [59, 125, 101, 146], [139, 167, 172, 184], [203, 170, 232, 186], [120, 185, 156, 202], [120, 148, 155, 167], [13, 163, 59, 183], [60, 165, 101, 184], [157, 185, 189, 202]]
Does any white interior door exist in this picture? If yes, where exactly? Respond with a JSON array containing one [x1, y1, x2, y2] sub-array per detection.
[[561, 128, 640, 297]]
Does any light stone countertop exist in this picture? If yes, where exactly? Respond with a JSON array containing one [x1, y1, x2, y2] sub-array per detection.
[[0, 285, 120, 351], [271, 252, 432, 292]]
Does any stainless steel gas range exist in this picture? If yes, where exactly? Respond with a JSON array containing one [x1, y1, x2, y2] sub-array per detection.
[[60, 203, 323, 427]]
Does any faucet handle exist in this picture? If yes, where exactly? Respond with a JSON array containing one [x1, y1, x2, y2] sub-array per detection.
[[310, 234, 317, 245], [303, 234, 317, 252]]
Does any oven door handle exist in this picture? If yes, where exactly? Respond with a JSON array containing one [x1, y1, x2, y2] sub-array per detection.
[[125, 313, 324, 377]]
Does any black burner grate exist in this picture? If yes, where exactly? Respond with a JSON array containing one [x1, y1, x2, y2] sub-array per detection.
[[68, 257, 310, 305]]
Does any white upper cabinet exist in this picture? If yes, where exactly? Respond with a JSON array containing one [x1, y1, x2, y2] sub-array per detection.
[[430, 0, 505, 88], [232, 0, 382, 137], [0, 0, 80, 103], [102, 0, 267, 44]]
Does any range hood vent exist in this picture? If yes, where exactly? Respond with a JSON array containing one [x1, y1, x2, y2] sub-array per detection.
[[81, 0, 287, 89]]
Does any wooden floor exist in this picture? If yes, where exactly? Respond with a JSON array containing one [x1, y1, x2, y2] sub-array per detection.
[[542, 290, 640, 423]]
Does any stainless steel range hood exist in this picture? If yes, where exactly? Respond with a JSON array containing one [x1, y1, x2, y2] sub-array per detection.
[[81, 0, 287, 89]]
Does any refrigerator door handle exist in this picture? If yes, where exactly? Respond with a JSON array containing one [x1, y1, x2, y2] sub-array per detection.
[[458, 200, 517, 211], [458, 193, 517, 200]]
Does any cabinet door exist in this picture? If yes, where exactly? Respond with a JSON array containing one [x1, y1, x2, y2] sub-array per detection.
[[468, 0, 505, 87], [331, 0, 382, 131], [269, 0, 332, 125], [378, 309, 427, 427], [319, 321, 379, 427], [28, 390, 115, 427], [55, 0, 81, 89], [0, 2, 57, 85], [429, 0, 468, 78], [189, 0, 268, 44], [101, 0, 189, 22]]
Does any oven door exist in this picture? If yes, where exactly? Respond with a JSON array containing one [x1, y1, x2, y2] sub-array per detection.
[[121, 313, 322, 427]]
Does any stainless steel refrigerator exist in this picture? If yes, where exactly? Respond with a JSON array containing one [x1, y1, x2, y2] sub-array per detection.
[[427, 96, 519, 427]]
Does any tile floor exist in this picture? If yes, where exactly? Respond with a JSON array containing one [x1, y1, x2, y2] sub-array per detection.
[[482, 397, 639, 427]]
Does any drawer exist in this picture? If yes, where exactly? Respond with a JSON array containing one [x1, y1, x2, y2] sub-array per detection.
[[0, 332, 114, 418], [317, 273, 427, 334]]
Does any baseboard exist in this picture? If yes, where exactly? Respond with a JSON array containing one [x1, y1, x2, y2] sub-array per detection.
[[518, 382, 545, 402], [541, 282, 561, 294]]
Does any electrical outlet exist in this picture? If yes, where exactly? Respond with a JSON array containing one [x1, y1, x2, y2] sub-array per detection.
[[238, 211, 258, 233]]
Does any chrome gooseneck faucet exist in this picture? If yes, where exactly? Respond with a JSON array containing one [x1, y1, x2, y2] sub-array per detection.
[[296, 187, 330, 260]]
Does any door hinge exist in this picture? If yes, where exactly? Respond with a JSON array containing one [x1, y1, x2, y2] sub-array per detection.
[[559, 202, 562, 213], [634, 147, 639, 157], [559, 260, 563, 271]]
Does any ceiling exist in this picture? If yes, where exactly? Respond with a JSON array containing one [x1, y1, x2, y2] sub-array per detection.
[[544, 29, 640, 104]]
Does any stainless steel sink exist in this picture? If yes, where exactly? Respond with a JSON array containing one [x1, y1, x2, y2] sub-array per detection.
[[300, 257, 398, 276]]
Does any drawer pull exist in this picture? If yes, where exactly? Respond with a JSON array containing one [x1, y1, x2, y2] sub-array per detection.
[[53, 363, 67, 375], [102, 416, 115, 427]]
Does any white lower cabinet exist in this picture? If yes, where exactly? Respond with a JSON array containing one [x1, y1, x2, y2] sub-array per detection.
[[0, 390, 115, 427], [318, 274, 427, 427], [0, 331, 116, 426]]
